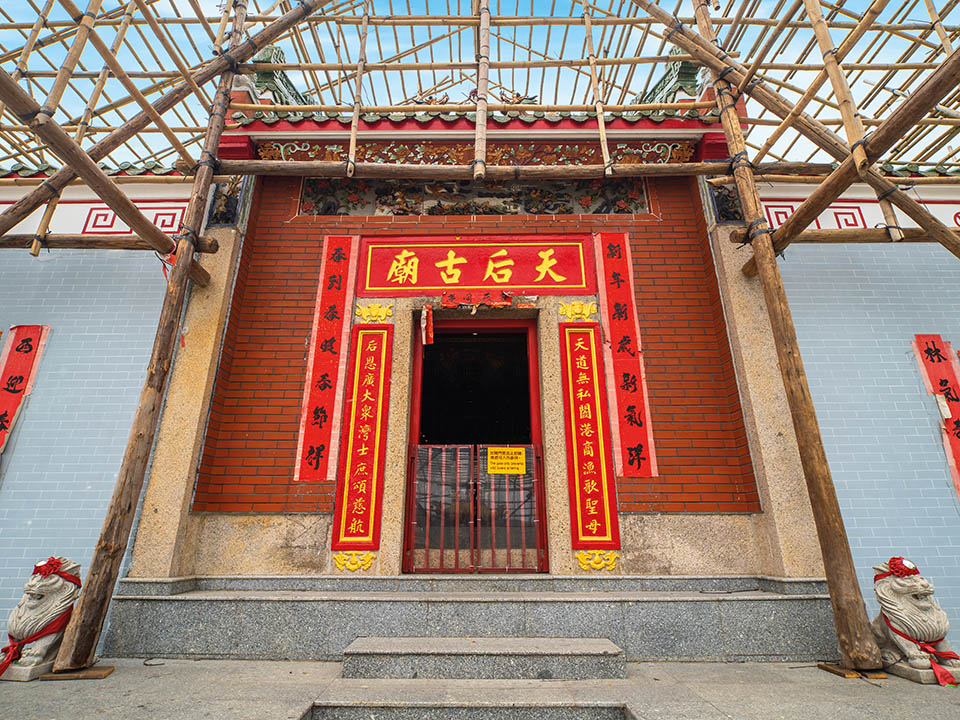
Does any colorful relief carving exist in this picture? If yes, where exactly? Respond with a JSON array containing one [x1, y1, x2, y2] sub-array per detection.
[[299, 177, 650, 216], [263, 139, 694, 166], [355, 303, 394, 323], [332, 551, 377, 572]]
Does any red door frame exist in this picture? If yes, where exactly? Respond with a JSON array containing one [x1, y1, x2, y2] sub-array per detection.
[[402, 317, 549, 572]]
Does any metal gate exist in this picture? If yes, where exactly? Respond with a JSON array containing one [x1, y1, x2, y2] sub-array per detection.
[[403, 444, 547, 572]]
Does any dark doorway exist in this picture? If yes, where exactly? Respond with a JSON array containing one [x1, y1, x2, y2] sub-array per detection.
[[418, 332, 531, 445]]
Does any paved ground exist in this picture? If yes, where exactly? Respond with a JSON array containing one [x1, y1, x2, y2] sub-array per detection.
[[2, 658, 960, 719]]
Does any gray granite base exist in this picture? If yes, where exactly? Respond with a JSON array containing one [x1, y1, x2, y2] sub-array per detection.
[[342, 637, 624, 679], [103, 576, 839, 663], [0, 660, 53, 682], [310, 705, 630, 720], [885, 661, 960, 684]]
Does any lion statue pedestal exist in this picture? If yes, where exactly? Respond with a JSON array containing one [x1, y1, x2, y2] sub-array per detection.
[[0, 557, 82, 682], [871, 556, 960, 686]]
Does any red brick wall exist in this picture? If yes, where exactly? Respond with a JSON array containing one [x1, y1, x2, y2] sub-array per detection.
[[194, 175, 760, 513]]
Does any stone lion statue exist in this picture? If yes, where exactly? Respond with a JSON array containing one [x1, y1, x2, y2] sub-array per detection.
[[871, 556, 960, 679], [1, 557, 81, 678]]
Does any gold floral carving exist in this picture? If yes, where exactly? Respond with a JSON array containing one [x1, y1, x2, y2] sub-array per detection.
[[558, 301, 598, 322], [333, 551, 376, 572], [355, 303, 394, 323], [574, 550, 619, 571]]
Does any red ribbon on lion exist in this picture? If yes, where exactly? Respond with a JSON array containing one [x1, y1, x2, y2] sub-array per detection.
[[882, 615, 960, 687]]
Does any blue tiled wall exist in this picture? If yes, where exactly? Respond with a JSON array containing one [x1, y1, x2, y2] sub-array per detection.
[[779, 242, 960, 632], [0, 250, 163, 637]]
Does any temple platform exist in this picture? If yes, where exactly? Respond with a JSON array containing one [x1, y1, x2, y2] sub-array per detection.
[[103, 575, 837, 662]]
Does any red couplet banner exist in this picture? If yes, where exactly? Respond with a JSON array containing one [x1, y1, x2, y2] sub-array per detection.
[[913, 334, 960, 498], [594, 232, 657, 477], [559, 323, 621, 550], [357, 234, 598, 297], [331, 325, 394, 551], [295, 236, 358, 483], [0, 325, 50, 454]]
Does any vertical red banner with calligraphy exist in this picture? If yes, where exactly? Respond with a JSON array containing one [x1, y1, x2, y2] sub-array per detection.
[[331, 325, 393, 550], [295, 236, 359, 483], [0, 325, 50, 454], [594, 232, 657, 477], [559, 323, 621, 550], [913, 333, 960, 497]]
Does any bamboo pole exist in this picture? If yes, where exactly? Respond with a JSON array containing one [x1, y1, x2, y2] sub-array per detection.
[[0, 0, 332, 238], [728, 226, 960, 244], [346, 1, 369, 178], [690, 1, 883, 672], [752, 0, 891, 164], [581, 0, 613, 176], [0, 232, 218, 251], [0, 69, 210, 286], [52, 0, 249, 674], [472, 0, 491, 181], [60, 0, 197, 168], [708, 173, 960, 184], [802, 0, 901, 240], [35, 0, 104, 126], [746, 45, 960, 271], [803, 0, 869, 174], [0, 0, 55, 122], [0, 174, 233, 186]]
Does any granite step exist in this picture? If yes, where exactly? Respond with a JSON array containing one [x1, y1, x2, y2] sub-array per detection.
[[310, 678, 635, 719], [341, 636, 625, 679]]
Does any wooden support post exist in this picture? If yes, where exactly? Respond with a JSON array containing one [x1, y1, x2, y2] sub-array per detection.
[[727, 226, 960, 244], [346, 1, 369, 178], [35, 0, 104, 126], [691, 2, 882, 671], [0, 69, 209, 287], [0, 0, 331, 238], [744, 44, 960, 273], [472, 0, 491, 181], [581, 0, 613, 176], [52, 0, 250, 674], [1, 233, 219, 251], [751, 0, 891, 164]]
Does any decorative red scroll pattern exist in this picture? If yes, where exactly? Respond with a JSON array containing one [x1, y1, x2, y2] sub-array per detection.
[[913, 334, 960, 495], [295, 236, 358, 483], [331, 325, 394, 550], [559, 323, 621, 550], [357, 235, 597, 297], [0, 325, 49, 454], [594, 232, 657, 477]]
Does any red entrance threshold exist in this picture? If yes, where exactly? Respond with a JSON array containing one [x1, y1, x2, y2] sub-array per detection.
[[403, 319, 549, 573]]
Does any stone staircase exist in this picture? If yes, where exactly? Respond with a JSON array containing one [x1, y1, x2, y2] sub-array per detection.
[[103, 575, 839, 663], [311, 636, 634, 719]]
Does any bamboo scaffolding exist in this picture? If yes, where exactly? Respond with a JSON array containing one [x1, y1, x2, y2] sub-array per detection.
[[228, 100, 717, 113], [0, 232, 218, 251], [133, 0, 209, 107], [727, 226, 960, 244], [52, 0, 249, 674], [708, 173, 960, 184], [751, 0, 891, 164], [689, 0, 883, 672], [736, 0, 803, 93], [0, 0, 332, 238]]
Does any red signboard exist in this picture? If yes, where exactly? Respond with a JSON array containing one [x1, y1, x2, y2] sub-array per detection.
[[357, 234, 597, 296], [331, 325, 393, 550], [295, 236, 358, 483], [0, 325, 49, 454], [594, 232, 657, 477], [559, 323, 621, 550]]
